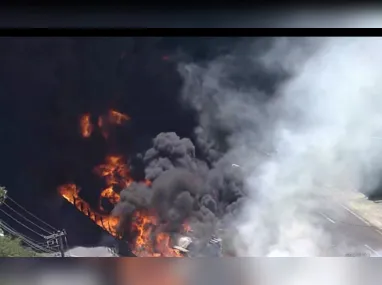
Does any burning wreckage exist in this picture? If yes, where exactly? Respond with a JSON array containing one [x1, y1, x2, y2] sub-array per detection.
[[59, 109, 242, 257], [172, 235, 223, 257]]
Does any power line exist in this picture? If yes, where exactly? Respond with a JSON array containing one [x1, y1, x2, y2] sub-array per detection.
[[1, 220, 59, 254], [6, 196, 57, 232], [0, 220, 55, 254], [44, 231, 67, 257], [0, 195, 68, 256], [0, 219, 42, 245], [1, 225, 52, 254], [0, 207, 46, 238], [3, 202, 53, 235], [0, 194, 69, 257], [20, 236, 55, 253]]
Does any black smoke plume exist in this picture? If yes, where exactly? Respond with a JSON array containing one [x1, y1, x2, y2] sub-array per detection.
[[0, 37, 246, 247], [113, 132, 246, 244], [0, 36, 288, 250]]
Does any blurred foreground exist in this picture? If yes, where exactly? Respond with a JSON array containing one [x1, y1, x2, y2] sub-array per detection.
[[1, 258, 382, 285]]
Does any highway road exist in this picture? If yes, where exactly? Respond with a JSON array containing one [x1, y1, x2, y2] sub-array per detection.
[[52, 208, 382, 257], [315, 196, 382, 257], [42, 187, 382, 257]]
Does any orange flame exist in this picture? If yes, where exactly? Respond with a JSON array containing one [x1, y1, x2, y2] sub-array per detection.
[[79, 114, 93, 138], [80, 109, 130, 140], [94, 155, 132, 188], [94, 155, 131, 211], [109, 110, 130, 125], [97, 110, 130, 139], [155, 232, 182, 257], [59, 110, 189, 257], [100, 187, 121, 204], [131, 211, 182, 257], [58, 184, 120, 237]]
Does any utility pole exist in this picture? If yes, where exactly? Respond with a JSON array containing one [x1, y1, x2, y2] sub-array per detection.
[[58, 231, 65, 257], [44, 230, 67, 257]]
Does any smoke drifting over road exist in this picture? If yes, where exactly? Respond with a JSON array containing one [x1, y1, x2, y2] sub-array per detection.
[[177, 37, 382, 256]]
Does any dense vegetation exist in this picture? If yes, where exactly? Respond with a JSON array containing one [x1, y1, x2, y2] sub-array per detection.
[[0, 235, 39, 257], [0, 186, 39, 257]]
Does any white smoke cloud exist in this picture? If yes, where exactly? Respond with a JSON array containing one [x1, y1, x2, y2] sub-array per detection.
[[251, 259, 360, 285], [179, 37, 382, 256]]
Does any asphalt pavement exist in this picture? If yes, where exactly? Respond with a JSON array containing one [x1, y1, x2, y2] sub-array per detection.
[[316, 197, 382, 257]]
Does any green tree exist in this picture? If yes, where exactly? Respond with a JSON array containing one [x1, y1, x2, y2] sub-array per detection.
[[0, 186, 7, 205], [0, 186, 40, 257], [0, 235, 40, 257]]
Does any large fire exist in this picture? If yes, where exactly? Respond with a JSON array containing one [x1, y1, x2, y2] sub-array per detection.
[[94, 155, 129, 211], [59, 109, 187, 257], [130, 211, 184, 257], [58, 183, 120, 236]]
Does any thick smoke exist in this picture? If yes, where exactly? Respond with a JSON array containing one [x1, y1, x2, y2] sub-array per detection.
[[178, 37, 382, 256], [7, 37, 382, 255], [112, 40, 286, 251], [112, 39, 290, 251], [0, 37, 228, 246], [114, 131, 246, 245]]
